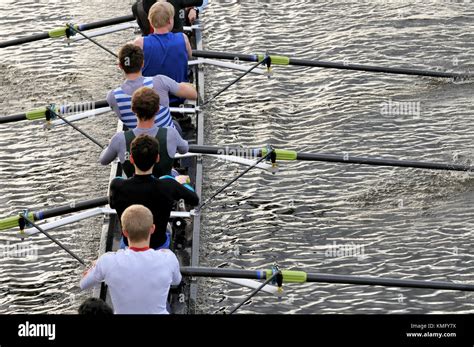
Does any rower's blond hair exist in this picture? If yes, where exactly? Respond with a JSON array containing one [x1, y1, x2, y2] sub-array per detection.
[[148, 1, 174, 29], [121, 205, 153, 242]]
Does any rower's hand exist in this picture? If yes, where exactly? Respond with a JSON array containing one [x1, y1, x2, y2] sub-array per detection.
[[188, 8, 198, 24], [175, 175, 191, 185], [82, 260, 97, 277]]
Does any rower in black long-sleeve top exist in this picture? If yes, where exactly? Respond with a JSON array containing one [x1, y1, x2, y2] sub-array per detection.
[[110, 173, 199, 249]]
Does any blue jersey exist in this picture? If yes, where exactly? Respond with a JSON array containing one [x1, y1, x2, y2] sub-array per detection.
[[142, 33, 188, 104]]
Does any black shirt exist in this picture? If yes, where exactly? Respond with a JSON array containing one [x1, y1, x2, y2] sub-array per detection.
[[109, 174, 199, 248]]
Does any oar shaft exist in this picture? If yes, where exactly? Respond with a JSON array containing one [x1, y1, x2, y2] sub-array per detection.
[[60, 99, 109, 113], [0, 33, 50, 49], [181, 267, 474, 292], [296, 152, 473, 172], [188, 145, 474, 172], [192, 50, 466, 79], [36, 197, 109, 220], [0, 113, 27, 124], [193, 50, 257, 63], [0, 15, 135, 49], [0, 197, 109, 231], [76, 15, 135, 32], [0, 100, 109, 124], [288, 58, 459, 78], [305, 273, 474, 291], [181, 267, 260, 279], [189, 145, 259, 157]]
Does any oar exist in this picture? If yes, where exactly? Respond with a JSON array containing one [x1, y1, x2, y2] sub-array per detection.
[[1, 100, 197, 124], [0, 197, 108, 231], [0, 100, 109, 124], [0, 15, 135, 49], [193, 50, 471, 80], [189, 145, 474, 172], [181, 267, 474, 292]]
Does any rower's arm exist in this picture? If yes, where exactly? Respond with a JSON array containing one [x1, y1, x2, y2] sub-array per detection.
[[183, 33, 192, 58], [175, 180, 200, 205], [80, 258, 105, 290], [106, 90, 121, 119], [169, 252, 182, 285], [168, 127, 189, 156], [99, 133, 124, 165], [133, 36, 144, 50], [155, 75, 197, 101], [175, 82, 197, 101]]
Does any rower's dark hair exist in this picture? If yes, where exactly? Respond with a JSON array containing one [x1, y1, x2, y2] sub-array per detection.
[[78, 298, 113, 315], [130, 134, 160, 171], [118, 44, 144, 74], [131, 87, 160, 121]]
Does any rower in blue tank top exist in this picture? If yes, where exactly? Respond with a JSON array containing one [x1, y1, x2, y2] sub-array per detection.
[[133, 1, 192, 106]]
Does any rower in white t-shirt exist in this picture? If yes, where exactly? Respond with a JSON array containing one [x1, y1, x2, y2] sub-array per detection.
[[80, 204, 182, 314]]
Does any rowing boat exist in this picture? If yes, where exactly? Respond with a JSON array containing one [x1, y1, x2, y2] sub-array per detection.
[[93, 25, 205, 314]]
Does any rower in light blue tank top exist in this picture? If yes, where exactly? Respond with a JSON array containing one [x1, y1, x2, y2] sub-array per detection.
[[142, 33, 188, 104]]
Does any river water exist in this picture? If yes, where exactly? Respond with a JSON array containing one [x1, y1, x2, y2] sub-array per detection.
[[0, 0, 473, 314]]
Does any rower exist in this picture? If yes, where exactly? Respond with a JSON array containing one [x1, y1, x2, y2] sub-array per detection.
[[109, 134, 199, 250], [78, 298, 113, 315], [100, 87, 188, 178], [132, 0, 205, 35], [133, 1, 192, 106], [80, 204, 182, 314], [186, 0, 208, 26], [107, 43, 197, 130]]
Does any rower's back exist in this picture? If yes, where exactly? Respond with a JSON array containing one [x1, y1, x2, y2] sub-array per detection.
[[142, 32, 188, 83], [122, 127, 174, 178], [80, 205, 182, 314], [98, 247, 179, 313], [141, 2, 189, 105], [118, 87, 188, 179]]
